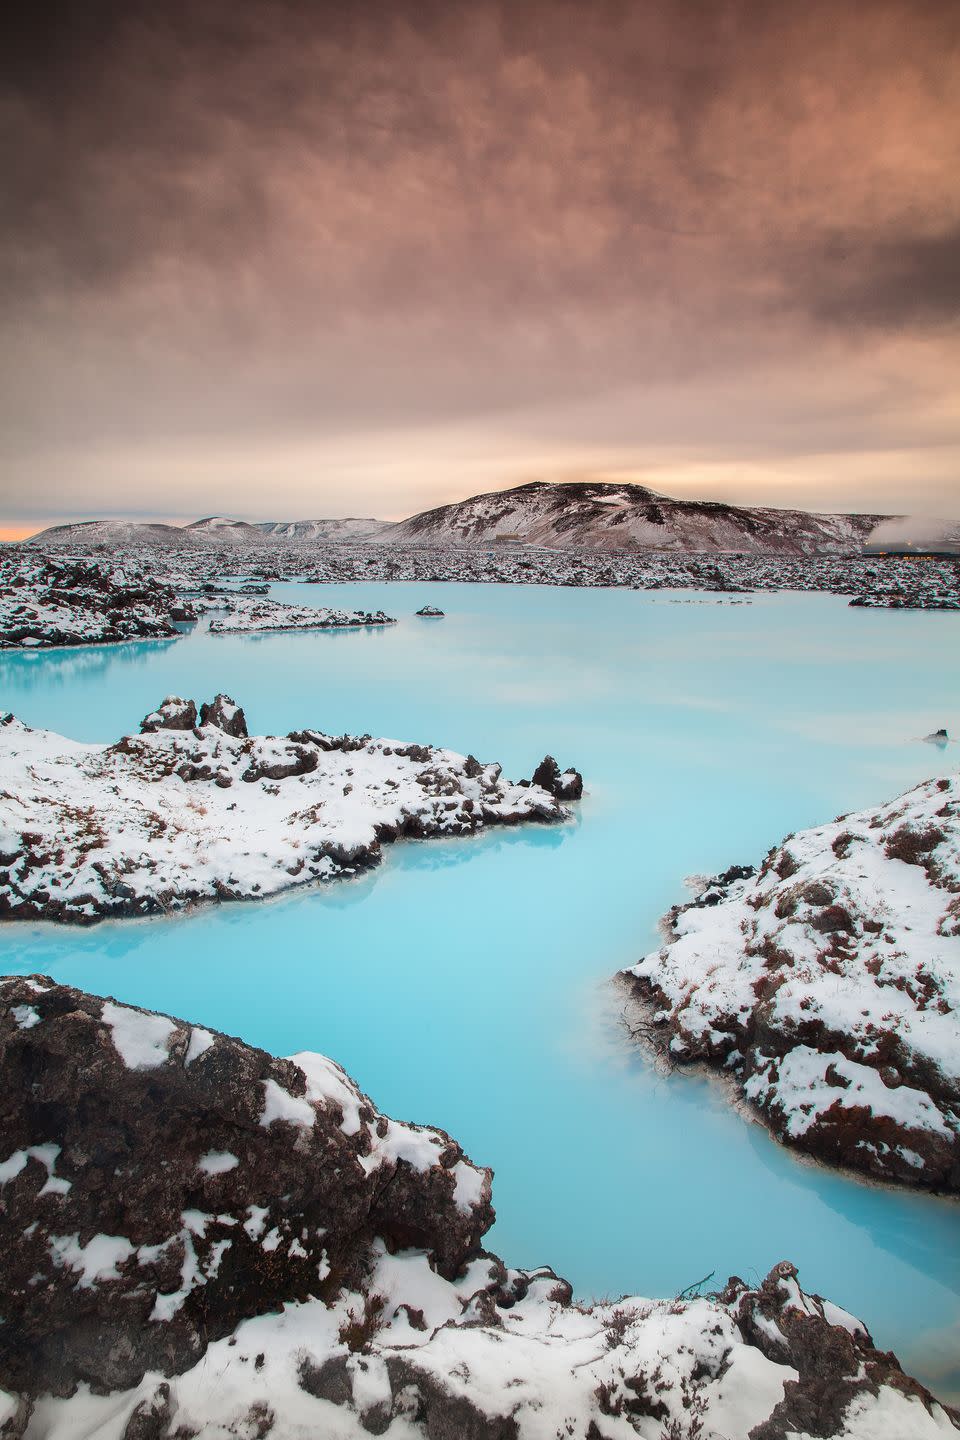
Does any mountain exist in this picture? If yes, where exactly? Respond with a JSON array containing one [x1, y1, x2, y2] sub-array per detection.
[[26, 516, 393, 547], [24, 520, 191, 548], [254, 518, 396, 542], [24, 483, 895, 555], [385, 481, 887, 555]]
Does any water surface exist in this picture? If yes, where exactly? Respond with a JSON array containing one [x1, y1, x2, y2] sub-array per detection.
[[2, 583, 958, 1399]]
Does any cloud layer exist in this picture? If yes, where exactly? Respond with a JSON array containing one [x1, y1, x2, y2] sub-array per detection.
[[2, 0, 958, 526]]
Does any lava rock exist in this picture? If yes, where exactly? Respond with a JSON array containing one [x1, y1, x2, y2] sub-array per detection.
[[199, 694, 248, 738], [139, 696, 198, 733], [531, 755, 584, 800], [0, 976, 493, 1401]]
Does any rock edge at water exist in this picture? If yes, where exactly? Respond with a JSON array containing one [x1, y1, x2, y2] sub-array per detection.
[[2, 976, 956, 1440], [0, 700, 581, 924], [620, 775, 960, 1192]]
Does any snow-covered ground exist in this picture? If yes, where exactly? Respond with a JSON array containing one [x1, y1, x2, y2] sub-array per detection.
[[0, 698, 580, 922], [2, 976, 955, 1440], [622, 776, 960, 1191]]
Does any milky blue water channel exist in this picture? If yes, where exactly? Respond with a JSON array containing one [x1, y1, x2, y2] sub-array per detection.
[[2, 583, 959, 1399]]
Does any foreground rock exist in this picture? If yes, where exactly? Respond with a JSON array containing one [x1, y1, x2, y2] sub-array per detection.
[[621, 776, 960, 1191], [2, 977, 956, 1439], [0, 554, 182, 650], [0, 699, 579, 923]]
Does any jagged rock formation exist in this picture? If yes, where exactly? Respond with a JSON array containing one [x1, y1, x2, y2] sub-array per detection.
[[0, 976, 491, 1399], [621, 776, 960, 1191], [0, 702, 580, 922], [0, 555, 182, 649], [530, 754, 584, 800], [1, 978, 956, 1439]]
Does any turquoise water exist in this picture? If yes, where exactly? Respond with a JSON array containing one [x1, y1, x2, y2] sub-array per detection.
[[2, 583, 959, 1399]]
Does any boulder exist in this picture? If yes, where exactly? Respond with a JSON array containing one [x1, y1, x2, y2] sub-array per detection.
[[139, 697, 198, 733], [0, 976, 492, 1400], [198, 694, 248, 738], [531, 755, 584, 800]]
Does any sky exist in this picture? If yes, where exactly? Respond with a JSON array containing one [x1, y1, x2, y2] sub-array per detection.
[[1, 0, 958, 538]]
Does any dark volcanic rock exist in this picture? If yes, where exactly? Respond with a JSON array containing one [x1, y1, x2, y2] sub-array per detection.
[[0, 975, 492, 1400], [198, 693, 248, 737], [1, 979, 955, 1437], [729, 1261, 952, 1440], [531, 755, 584, 800], [139, 696, 198, 733]]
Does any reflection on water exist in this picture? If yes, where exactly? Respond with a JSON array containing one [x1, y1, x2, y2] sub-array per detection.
[[1, 583, 959, 1399], [0, 637, 179, 696]]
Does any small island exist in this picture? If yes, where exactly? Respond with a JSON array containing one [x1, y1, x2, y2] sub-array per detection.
[[0, 697, 581, 923]]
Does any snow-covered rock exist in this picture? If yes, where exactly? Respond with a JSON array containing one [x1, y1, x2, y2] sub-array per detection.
[[14, 529, 960, 609], [531, 754, 584, 801], [2, 978, 956, 1439], [207, 600, 394, 634], [0, 704, 579, 923], [0, 554, 182, 649], [621, 777, 960, 1190]]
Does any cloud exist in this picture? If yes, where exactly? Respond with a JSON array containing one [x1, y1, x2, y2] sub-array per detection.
[[1, 0, 958, 522]]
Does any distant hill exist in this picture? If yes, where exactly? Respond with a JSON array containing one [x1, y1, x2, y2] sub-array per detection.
[[254, 518, 396, 543], [28, 516, 395, 547], [385, 481, 886, 556], [24, 482, 898, 555], [26, 520, 191, 548]]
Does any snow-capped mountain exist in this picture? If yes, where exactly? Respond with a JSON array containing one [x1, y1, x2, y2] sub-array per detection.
[[25, 520, 192, 548], [27, 516, 394, 548], [24, 482, 895, 555], [386, 481, 886, 555], [254, 518, 396, 542]]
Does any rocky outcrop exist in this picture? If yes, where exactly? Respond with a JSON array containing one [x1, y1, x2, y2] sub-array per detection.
[[530, 754, 584, 800], [1, 979, 956, 1439], [207, 601, 395, 634], [198, 693, 247, 737], [0, 975, 491, 1399], [415, 605, 445, 616], [620, 776, 960, 1191], [0, 702, 580, 923], [139, 697, 198, 732], [0, 555, 180, 650]]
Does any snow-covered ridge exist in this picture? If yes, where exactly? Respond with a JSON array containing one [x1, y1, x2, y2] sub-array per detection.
[[2, 976, 955, 1439], [621, 776, 960, 1191], [387, 480, 886, 556], [0, 698, 582, 923], [28, 516, 399, 548]]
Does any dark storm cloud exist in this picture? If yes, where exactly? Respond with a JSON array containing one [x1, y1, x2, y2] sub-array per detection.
[[808, 228, 960, 330], [1, 0, 958, 523]]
